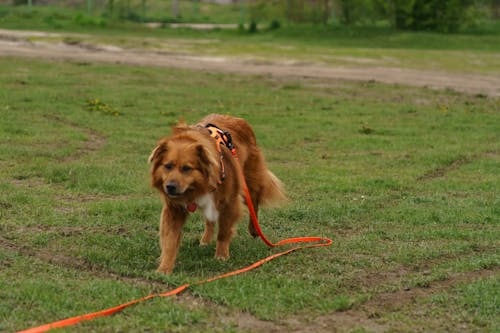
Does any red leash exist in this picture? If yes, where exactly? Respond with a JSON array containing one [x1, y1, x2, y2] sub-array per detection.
[[17, 145, 331, 333]]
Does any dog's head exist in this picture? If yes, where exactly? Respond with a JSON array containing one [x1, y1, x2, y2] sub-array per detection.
[[149, 124, 220, 203]]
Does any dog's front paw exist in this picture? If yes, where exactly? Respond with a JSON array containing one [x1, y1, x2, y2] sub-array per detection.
[[200, 232, 213, 246], [156, 266, 173, 275], [215, 246, 230, 261], [215, 253, 230, 261]]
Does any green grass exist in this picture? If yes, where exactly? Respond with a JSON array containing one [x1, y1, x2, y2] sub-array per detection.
[[0, 43, 499, 332], [392, 276, 500, 332]]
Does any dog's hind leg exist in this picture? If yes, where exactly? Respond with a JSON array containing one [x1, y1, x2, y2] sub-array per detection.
[[247, 193, 259, 238]]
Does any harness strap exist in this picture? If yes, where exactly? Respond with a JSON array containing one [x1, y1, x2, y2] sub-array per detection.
[[205, 124, 234, 184]]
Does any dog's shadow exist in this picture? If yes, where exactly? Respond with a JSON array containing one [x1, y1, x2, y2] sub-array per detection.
[[145, 212, 280, 278]]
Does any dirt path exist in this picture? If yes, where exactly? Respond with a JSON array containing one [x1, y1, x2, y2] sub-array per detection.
[[1, 29, 499, 97]]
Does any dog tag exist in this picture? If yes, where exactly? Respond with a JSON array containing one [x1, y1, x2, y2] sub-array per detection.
[[186, 203, 198, 212]]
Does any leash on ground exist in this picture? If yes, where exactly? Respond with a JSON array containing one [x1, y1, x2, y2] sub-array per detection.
[[17, 238, 331, 333], [17, 140, 332, 333]]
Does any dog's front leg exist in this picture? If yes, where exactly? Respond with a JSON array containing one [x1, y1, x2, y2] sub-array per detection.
[[157, 205, 186, 274], [215, 206, 240, 260]]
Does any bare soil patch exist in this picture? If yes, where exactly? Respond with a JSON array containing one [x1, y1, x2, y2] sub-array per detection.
[[44, 115, 107, 163], [294, 268, 498, 333], [1, 29, 499, 97], [417, 150, 499, 181]]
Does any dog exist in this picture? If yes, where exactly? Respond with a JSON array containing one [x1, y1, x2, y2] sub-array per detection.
[[149, 114, 286, 274]]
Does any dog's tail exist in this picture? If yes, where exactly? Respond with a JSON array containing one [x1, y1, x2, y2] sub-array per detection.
[[260, 170, 287, 207]]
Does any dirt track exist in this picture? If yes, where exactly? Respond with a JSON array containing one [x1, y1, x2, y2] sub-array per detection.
[[1, 29, 499, 97]]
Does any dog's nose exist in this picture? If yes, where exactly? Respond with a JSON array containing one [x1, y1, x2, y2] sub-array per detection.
[[166, 182, 178, 196]]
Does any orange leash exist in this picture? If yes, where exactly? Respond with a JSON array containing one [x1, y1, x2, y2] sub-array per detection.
[[17, 285, 190, 333], [232, 147, 331, 249], [18, 146, 332, 333], [18, 236, 331, 333]]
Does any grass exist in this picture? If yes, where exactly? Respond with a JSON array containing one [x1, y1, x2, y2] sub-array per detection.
[[392, 276, 500, 332], [0, 24, 499, 332]]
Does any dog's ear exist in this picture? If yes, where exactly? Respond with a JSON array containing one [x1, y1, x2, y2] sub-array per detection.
[[196, 144, 219, 188], [176, 117, 187, 127], [172, 118, 188, 134], [148, 143, 167, 164]]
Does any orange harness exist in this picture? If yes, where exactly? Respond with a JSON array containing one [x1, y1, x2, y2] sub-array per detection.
[[17, 127, 332, 333], [206, 123, 234, 184]]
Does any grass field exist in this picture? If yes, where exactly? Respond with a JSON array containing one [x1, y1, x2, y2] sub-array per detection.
[[0, 17, 499, 333]]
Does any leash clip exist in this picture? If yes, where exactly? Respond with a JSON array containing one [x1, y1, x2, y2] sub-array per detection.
[[206, 123, 234, 151]]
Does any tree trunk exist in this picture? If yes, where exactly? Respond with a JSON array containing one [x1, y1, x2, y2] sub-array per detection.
[[322, 0, 330, 24], [172, 0, 179, 19]]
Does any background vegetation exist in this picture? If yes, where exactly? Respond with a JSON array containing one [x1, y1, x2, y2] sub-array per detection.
[[2, 0, 500, 33]]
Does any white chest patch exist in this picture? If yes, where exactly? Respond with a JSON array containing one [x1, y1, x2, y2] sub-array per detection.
[[195, 193, 219, 223]]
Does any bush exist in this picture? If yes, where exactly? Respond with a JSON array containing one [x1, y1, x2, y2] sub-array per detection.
[[394, 0, 480, 32], [248, 20, 258, 33], [268, 19, 281, 30], [73, 13, 107, 27]]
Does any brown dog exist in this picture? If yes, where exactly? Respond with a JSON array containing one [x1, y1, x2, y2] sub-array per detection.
[[149, 114, 285, 274]]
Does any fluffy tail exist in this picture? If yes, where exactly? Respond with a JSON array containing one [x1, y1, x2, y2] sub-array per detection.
[[260, 171, 287, 207]]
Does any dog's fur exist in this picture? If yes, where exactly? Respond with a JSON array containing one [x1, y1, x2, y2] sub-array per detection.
[[149, 114, 285, 274]]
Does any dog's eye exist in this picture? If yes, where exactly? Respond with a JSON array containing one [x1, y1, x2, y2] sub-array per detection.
[[164, 163, 174, 171], [181, 165, 192, 173]]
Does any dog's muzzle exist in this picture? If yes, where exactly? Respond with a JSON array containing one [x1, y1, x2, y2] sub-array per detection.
[[165, 182, 180, 197]]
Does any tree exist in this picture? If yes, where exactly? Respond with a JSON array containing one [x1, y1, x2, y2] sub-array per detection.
[[172, 0, 179, 19], [337, 0, 382, 25], [339, 0, 353, 24], [493, 0, 500, 18], [379, 0, 479, 32], [321, 0, 330, 24]]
